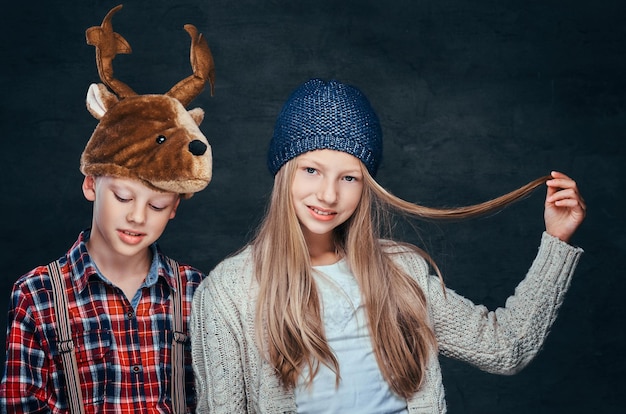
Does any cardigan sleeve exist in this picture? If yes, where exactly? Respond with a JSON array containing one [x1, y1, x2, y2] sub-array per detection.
[[424, 232, 583, 374], [190, 260, 250, 413]]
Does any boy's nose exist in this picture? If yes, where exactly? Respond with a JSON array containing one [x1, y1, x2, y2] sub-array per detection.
[[127, 206, 146, 224]]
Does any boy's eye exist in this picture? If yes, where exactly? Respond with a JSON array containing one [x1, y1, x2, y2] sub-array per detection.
[[114, 194, 131, 203], [150, 204, 166, 212]]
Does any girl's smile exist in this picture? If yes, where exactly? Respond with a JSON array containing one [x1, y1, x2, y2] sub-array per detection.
[[307, 205, 337, 220], [291, 149, 364, 246]]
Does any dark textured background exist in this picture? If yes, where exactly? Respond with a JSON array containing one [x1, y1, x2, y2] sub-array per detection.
[[1, 0, 624, 412]]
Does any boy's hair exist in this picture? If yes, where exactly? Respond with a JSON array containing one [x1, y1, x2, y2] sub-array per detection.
[[80, 5, 215, 198]]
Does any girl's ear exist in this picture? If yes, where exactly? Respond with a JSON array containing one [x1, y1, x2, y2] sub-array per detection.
[[82, 176, 97, 201]]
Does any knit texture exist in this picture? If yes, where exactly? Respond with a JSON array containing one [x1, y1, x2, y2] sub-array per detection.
[[267, 79, 383, 176], [190, 233, 583, 413]]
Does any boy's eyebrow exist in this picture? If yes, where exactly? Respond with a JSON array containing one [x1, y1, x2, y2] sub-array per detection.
[[108, 182, 130, 192], [151, 193, 179, 203]]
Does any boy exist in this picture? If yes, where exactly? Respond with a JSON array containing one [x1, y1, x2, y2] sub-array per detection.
[[0, 5, 215, 413]]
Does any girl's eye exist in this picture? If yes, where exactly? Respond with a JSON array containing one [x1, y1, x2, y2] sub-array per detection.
[[305, 167, 317, 174], [344, 175, 358, 182]]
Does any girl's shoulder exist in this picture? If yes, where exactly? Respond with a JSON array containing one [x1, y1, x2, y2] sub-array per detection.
[[194, 247, 256, 319], [379, 239, 431, 280], [206, 245, 256, 288]]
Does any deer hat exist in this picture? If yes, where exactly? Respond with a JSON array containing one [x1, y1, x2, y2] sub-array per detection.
[[80, 4, 215, 198]]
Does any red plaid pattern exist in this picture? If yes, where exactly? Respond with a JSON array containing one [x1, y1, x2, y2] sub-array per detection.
[[0, 231, 205, 413]]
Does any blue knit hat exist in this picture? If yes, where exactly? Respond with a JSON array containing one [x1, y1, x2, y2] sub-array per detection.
[[267, 79, 383, 176]]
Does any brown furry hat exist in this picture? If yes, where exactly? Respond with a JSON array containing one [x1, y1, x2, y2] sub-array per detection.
[[80, 4, 215, 198]]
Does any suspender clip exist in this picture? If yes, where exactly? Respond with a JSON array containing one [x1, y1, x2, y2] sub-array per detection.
[[57, 339, 75, 354], [173, 331, 188, 343]]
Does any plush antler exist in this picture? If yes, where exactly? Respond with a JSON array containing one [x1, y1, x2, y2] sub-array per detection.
[[85, 4, 136, 98], [167, 24, 215, 106], [86, 4, 215, 107]]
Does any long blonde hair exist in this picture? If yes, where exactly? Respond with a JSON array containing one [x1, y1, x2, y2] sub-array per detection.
[[252, 158, 549, 398]]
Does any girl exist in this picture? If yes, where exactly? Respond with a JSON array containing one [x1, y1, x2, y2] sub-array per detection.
[[191, 79, 585, 413]]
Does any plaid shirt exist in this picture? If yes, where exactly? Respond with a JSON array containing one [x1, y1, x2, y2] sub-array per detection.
[[0, 230, 206, 413]]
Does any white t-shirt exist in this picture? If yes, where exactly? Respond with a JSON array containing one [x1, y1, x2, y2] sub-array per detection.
[[295, 259, 408, 414]]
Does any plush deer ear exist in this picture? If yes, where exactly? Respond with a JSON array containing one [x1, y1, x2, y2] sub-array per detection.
[[188, 107, 205, 125], [86, 83, 119, 119]]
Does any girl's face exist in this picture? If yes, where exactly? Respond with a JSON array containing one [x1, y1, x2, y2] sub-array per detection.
[[291, 149, 364, 246]]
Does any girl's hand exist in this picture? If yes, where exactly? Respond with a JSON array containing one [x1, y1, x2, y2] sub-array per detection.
[[544, 171, 586, 243]]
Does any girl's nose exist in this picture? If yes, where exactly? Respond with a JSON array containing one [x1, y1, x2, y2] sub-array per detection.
[[317, 179, 338, 204]]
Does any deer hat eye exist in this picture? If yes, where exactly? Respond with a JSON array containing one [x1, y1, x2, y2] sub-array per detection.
[[156, 135, 167, 144]]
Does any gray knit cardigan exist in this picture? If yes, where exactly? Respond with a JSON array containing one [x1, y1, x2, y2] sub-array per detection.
[[191, 232, 583, 413]]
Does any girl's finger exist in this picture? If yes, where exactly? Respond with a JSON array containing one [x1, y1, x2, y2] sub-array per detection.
[[550, 170, 572, 180], [547, 188, 577, 202], [547, 178, 578, 190]]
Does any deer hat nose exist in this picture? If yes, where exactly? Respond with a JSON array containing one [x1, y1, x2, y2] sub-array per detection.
[[188, 140, 207, 156]]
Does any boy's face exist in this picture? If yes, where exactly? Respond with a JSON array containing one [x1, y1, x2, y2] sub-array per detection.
[[82, 175, 181, 260]]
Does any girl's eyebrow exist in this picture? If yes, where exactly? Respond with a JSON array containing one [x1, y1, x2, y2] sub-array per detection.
[[298, 157, 362, 175], [342, 166, 362, 174], [297, 156, 321, 165], [333, 163, 363, 176]]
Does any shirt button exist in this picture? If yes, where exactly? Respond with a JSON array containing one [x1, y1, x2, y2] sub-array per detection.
[[132, 365, 142, 374], [126, 310, 134, 319]]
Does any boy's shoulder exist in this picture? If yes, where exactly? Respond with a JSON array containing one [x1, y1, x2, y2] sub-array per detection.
[[158, 251, 207, 285], [12, 231, 89, 288], [8, 258, 69, 312], [13, 263, 55, 290]]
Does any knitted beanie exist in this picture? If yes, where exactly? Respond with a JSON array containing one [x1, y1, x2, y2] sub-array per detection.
[[267, 79, 383, 176]]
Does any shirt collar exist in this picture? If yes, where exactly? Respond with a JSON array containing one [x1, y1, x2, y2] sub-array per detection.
[[68, 230, 176, 293]]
